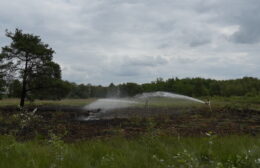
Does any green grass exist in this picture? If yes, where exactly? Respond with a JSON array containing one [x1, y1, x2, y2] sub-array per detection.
[[0, 97, 204, 108], [0, 98, 95, 107], [1, 96, 260, 110], [209, 96, 260, 110], [142, 97, 205, 108], [0, 135, 260, 168]]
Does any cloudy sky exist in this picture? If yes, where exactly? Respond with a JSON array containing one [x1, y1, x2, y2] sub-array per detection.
[[0, 0, 260, 85]]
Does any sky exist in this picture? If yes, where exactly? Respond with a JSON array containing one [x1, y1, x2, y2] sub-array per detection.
[[0, 0, 260, 85]]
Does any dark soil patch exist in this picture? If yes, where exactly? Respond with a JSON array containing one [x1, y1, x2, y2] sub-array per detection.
[[0, 105, 260, 141]]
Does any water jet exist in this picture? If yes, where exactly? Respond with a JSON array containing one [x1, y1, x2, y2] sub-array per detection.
[[82, 91, 209, 120]]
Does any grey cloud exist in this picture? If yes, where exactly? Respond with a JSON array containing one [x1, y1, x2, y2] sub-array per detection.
[[231, 22, 260, 44], [189, 38, 211, 47], [200, 0, 260, 44], [230, 2, 260, 44], [125, 56, 168, 67], [115, 69, 140, 77], [175, 56, 198, 64], [0, 0, 260, 85]]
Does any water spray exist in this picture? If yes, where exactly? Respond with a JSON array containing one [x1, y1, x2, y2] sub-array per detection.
[[204, 99, 212, 113], [82, 91, 213, 121], [144, 98, 150, 112], [135, 91, 205, 104]]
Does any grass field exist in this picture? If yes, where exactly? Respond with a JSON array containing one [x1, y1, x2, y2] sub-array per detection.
[[0, 135, 260, 168], [208, 96, 260, 110], [1, 96, 260, 109], [1, 96, 260, 167], [0, 98, 95, 107]]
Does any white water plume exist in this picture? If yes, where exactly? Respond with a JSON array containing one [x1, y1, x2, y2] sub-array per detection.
[[82, 91, 206, 121], [84, 98, 138, 111], [85, 92, 205, 111], [135, 91, 205, 104]]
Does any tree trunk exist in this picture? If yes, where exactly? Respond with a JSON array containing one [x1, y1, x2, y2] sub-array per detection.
[[20, 78, 26, 107], [20, 57, 28, 107]]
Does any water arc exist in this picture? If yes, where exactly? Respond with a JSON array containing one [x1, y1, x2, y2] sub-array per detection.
[[135, 91, 205, 104]]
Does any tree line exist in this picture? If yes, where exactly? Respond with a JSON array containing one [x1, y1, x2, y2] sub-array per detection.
[[1, 29, 260, 105], [3, 76, 260, 100]]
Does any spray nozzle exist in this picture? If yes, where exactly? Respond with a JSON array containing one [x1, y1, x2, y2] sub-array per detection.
[[204, 99, 212, 112]]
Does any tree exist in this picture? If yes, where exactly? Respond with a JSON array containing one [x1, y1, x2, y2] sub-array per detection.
[[119, 83, 143, 97], [0, 72, 5, 99], [0, 29, 60, 106], [107, 83, 119, 97], [7, 80, 21, 98], [0, 53, 8, 99]]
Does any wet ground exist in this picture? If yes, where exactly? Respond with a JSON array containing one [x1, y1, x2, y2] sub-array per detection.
[[0, 105, 260, 141]]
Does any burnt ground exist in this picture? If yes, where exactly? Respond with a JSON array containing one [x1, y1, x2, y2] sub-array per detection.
[[0, 105, 260, 141]]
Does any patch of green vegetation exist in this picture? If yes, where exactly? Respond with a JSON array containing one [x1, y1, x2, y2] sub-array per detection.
[[144, 97, 203, 106], [0, 98, 96, 107], [209, 96, 260, 110], [1, 96, 259, 110], [0, 98, 20, 106], [0, 135, 260, 168]]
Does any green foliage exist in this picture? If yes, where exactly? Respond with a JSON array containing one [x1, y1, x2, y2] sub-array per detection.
[[2, 108, 42, 136], [0, 135, 259, 168], [119, 82, 143, 97], [0, 53, 6, 99], [60, 77, 260, 99], [7, 80, 21, 98], [0, 29, 62, 105], [30, 79, 71, 100], [3, 76, 259, 100], [0, 77, 5, 99]]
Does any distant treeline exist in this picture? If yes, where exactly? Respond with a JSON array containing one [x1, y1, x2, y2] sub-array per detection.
[[4, 77, 260, 100]]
